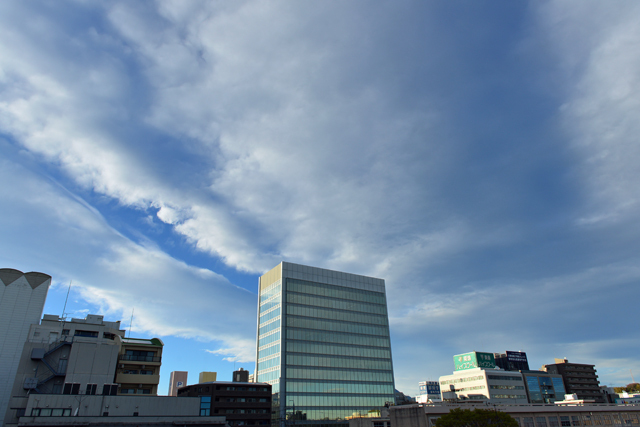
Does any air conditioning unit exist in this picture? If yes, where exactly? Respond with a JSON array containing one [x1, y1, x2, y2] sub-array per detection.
[[120, 364, 125, 368]]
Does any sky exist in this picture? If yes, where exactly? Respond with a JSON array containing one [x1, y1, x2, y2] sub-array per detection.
[[1, 0, 640, 397]]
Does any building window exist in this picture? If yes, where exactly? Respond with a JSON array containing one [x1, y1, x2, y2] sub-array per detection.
[[62, 329, 70, 336], [123, 350, 157, 362], [200, 396, 211, 416], [63, 383, 80, 395], [86, 384, 97, 395], [103, 384, 118, 395], [74, 330, 98, 338]]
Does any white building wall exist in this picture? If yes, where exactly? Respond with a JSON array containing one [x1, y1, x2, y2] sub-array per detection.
[[0, 269, 50, 424], [439, 368, 528, 404]]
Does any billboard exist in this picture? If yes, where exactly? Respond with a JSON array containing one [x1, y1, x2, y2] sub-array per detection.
[[506, 351, 528, 363], [454, 352, 496, 371], [425, 381, 441, 396]]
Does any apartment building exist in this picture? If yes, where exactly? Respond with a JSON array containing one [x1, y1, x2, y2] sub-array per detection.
[[542, 358, 605, 403], [3, 314, 163, 426]]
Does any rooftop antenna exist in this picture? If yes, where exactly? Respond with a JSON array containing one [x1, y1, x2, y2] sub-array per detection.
[[60, 280, 72, 342], [61, 280, 72, 321], [128, 308, 134, 338]]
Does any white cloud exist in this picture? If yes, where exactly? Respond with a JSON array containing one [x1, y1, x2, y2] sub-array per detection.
[[1, 0, 640, 392], [0, 156, 256, 361], [536, 1, 640, 223]]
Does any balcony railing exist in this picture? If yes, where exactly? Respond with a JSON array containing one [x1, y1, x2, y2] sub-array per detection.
[[118, 355, 161, 363]]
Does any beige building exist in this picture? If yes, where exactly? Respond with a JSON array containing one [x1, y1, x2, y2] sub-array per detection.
[[169, 370, 189, 396], [4, 314, 163, 426], [439, 368, 529, 404], [200, 371, 218, 383]]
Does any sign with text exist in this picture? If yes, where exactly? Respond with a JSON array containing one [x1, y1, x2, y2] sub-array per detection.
[[506, 351, 528, 363], [454, 352, 496, 371]]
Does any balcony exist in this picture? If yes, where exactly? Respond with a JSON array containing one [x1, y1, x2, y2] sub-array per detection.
[[118, 354, 161, 363], [115, 373, 160, 385]]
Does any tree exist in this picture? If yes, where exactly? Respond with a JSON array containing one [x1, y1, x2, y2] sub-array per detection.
[[626, 383, 640, 393], [434, 408, 519, 427]]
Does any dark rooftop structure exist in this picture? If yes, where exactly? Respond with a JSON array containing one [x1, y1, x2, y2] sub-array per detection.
[[178, 381, 272, 427]]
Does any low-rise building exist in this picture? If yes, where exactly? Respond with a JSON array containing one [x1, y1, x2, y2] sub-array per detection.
[[439, 368, 529, 404], [4, 314, 163, 426], [16, 394, 226, 426], [178, 381, 272, 426], [417, 382, 441, 404], [385, 403, 640, 427], [542, 358, 605, 403], [521, 371, 566, 404]]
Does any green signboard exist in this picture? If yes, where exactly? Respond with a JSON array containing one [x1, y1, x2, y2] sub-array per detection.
[[454, 352, 496, 371]]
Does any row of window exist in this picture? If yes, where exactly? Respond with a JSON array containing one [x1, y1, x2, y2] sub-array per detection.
[[259, 307, 281, 325], [31, 408, 72, 417], [284, 396, 392, 410], [258, 331, 280, 348], [256, 370, 279, 383], [121, 369, 154, 375], [120, 388, 151, 394], [258, 318, 280, 336], [441, 375, 485, 385], [487, 375, 523, 381], [259, 282, 281, 304], [285, 380, 394, 395], [219, 397, 270, 402], [489, 385, 525, 390], [286, 328, 390, 348], [287, 316, 389, 337], [257, 343, 280, 360], [61, 383, 118, 396], [260, 295, 281, 312], [287, 279, 387, 305], [286, 367, 394, 383], [256, 356, 280, 371], [491, 394, 526, 399], [514, 414, 640, 427], [286, 292, 387, 315], [286, 341, 391, 359], [221, 409, 270, 414], [222, 386, 269, 391], [455, 385, 486, 392], [286, 354, 392, 371], [286, 304, 388, 326]]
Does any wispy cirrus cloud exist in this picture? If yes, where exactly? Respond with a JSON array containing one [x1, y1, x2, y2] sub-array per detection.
[[1, 0, 640, 396]]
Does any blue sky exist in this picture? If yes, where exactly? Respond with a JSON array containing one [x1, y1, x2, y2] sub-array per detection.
[[2, 0, 640, 396]]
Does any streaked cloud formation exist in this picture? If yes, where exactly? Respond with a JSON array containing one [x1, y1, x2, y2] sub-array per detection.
[[1, 1, 639, 393]]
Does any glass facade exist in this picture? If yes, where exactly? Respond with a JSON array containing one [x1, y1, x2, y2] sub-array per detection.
[[256, 263, 395, 427]]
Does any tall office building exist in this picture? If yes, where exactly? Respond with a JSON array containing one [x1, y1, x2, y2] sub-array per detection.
[[0, 269, 51, 424], [255, 262, 395, 427]]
